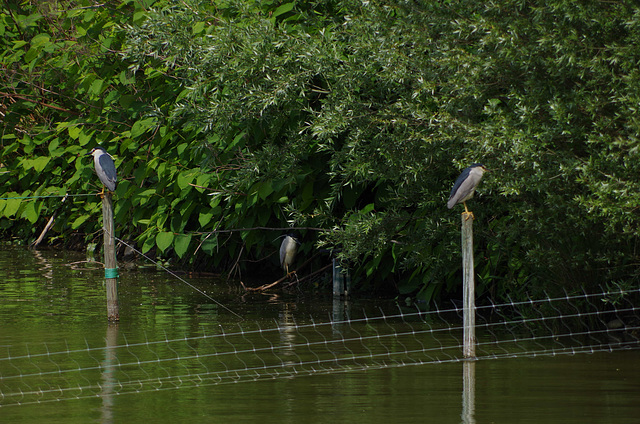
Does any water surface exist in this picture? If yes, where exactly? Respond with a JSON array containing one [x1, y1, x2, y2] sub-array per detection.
[[0, 246, 638, 423]]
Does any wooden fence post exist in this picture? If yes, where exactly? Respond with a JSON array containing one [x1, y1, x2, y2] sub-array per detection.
[[102, 192, 119, 321], [332, 258, 351, 298], [462, 215, 475, 358]]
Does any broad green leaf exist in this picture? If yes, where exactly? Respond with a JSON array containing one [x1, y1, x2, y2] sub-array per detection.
[[176, 143, 188, 156], [416, 283, 439, 304], [192, 21, 205, 34], [170, 214, 183, 233], [83, 9, 96, 22], [24, 47, 41, 63], [199, 210, 214, 227], [361, 203, 375, 214], [118, 71, 135, 85], [31, 156, 50, 173], [142, 235, 156, 254], [3, 198, 22, 218], [156, 231, 174, 253], [22, 201, 39, 224], [131, 118, 157, 139], [48, 138, 65, 157], [195, 173, 211, 193], [89, 79, 104, 96], [30, 33, 51, 47], [173, 234, 192, 258], [200, 237, 217, 255], [68, 126, 82, 140], [224, 132, 246, 152], [133, 11, 146, 23], [177, 170, 197, 190], [71, 214, 90, 229], [273, 2, 294, 17], [176, 88, 191, 102], [78, 130, 92, 146], [119, 94, 136, 107], [13, 40, 28, 50], [258, 180, 274, 200], [136, 188, 156, 205]]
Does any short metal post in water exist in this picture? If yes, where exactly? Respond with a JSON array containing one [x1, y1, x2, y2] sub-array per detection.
[[462, 215, 475, 358], [333, 258, 344, 297], [102, 192, 119, 321]]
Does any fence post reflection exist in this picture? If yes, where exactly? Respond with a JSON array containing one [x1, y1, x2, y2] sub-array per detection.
[[101, 323, 119, 424], [461, 360, 476, 424]]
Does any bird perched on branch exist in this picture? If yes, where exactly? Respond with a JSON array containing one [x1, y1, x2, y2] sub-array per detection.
[[447, 163, 489, 220], [87, 147, 117, 195], [280, 234, 300, 274]]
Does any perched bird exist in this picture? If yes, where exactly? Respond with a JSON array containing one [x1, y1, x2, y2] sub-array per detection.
[[280, 234, 300, 274], [447, 163, 489, 220], [86, 147, 117, 194]]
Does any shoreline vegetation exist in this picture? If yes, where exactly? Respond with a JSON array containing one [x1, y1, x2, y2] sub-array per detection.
[[2, 0, 640, 306]]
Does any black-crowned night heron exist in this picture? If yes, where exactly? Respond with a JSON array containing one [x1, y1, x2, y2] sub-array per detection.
[[447, 163, 488, 220], [280, 234, 300, 274], [87, 147, 117, 194]]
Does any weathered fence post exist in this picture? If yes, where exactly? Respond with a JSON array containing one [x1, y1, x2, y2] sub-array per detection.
[[102, 192, 119, 321], [462, 215, 475, 358], [333, 258, 343, 297], [332, 258, 351, 298]]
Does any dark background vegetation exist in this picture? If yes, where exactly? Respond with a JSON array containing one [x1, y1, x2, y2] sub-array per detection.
[[1, 0, 639, 305]]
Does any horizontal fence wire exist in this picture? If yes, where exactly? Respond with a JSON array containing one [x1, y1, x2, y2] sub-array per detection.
[[0, 287, 638, 407]]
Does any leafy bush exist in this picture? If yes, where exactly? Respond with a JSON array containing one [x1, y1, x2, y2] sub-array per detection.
[[2, 0, 639, 304]]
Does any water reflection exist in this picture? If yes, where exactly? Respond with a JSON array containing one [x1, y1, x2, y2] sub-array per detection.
[[101, 323, 118, 424], [278, 303, 297, 367], [31, 249, 54, 280], [331, 297, 351, 338], [461, 361, 476, 424]]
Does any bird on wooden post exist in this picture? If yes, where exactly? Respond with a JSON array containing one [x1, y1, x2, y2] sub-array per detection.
[[447, 163, 489, 220], [280, 234, 300, 275], [87, 147, 117, 196]]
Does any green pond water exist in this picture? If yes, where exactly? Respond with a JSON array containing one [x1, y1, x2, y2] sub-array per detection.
[[0, 246, 638, 423]]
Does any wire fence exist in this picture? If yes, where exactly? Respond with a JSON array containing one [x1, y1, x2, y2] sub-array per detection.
[[0, 287, 638, 407]]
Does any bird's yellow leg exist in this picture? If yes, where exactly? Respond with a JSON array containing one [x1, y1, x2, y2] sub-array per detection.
[[462, 202, 475, 221]]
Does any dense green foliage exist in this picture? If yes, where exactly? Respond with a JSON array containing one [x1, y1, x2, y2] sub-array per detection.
[[2, 0, 640, 303]]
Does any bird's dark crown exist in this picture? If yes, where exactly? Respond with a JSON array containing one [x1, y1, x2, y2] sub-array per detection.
[[87, 146, 107, 155]]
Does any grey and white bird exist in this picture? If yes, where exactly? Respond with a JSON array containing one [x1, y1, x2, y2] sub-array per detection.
[[280, 234, 300, 274], [447, 163, 489, 220], [87, 147, 117, 194]]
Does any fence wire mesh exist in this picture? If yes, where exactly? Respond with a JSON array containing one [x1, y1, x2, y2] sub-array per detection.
[[1, 287, 638, 407]]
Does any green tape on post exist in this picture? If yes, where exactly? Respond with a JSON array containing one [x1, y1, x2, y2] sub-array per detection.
[[105, 267, 119, 279]]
